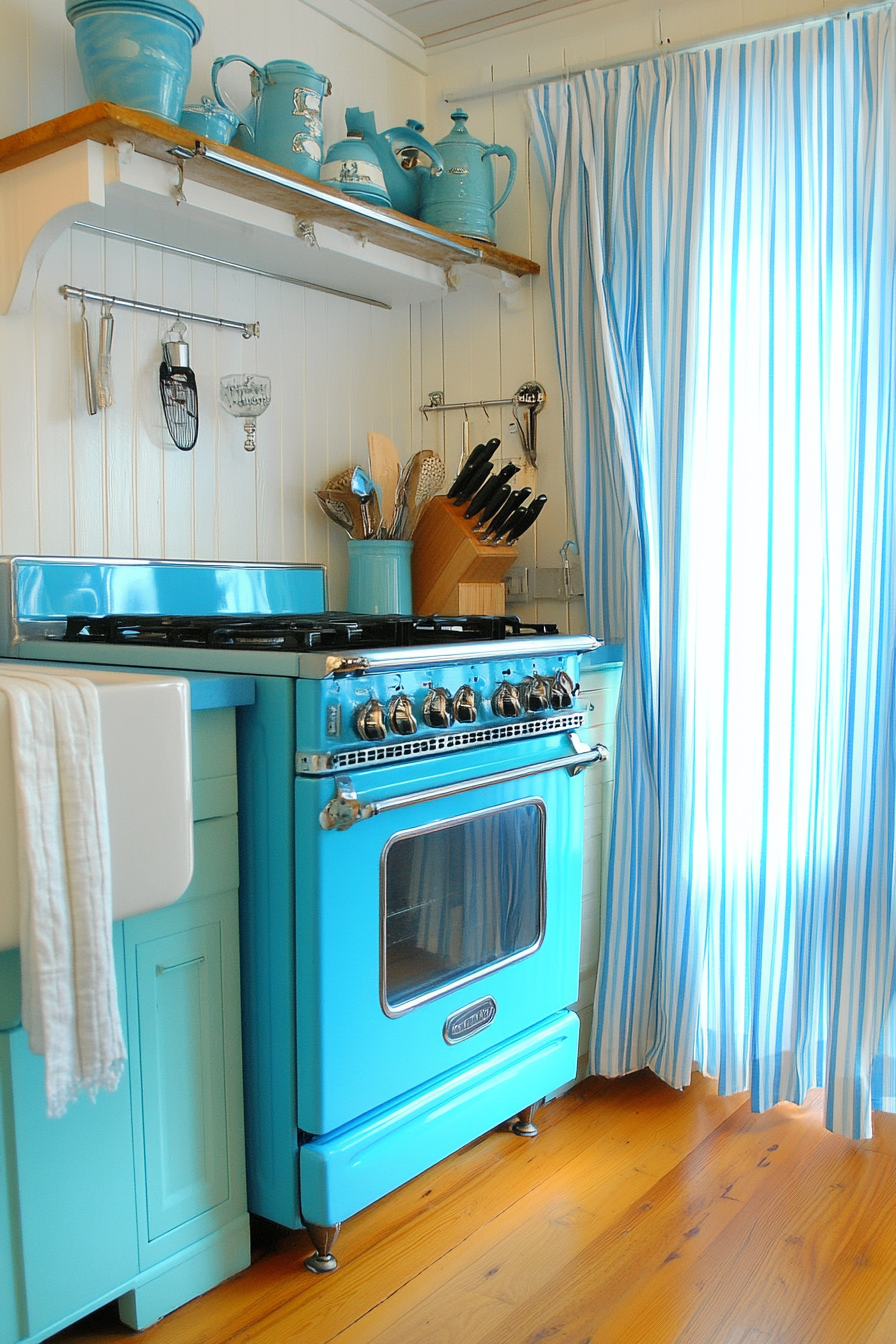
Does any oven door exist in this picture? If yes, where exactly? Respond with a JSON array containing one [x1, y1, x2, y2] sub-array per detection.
[[295, 732, 591, 1136]]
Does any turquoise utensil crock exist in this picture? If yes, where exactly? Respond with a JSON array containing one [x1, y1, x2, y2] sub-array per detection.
[[66, 0, 204, 123], [420, 108, 517, 245], [211, 55, 331, 179], [347, 541, 413, 615]]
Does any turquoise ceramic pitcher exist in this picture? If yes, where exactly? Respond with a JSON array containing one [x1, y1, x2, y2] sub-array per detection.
[[211, 55, 331, 179], [420, 109, 516, 245], [342, 108, 444, 219]]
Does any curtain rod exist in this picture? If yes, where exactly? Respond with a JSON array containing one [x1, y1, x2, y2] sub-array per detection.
[[441, 0, 886, 102]]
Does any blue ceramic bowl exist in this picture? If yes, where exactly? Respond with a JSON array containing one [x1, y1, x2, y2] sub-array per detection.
[[66, 0, 204, 123]]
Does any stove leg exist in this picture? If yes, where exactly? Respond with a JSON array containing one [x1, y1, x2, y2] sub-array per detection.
[[512, 1102, 540, 1138], [304, 1221, 342, 1274]]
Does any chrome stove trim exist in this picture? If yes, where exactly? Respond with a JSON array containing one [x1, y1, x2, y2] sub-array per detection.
[[378, 798, 547, 1018], [319, 733, 608, 830], [297, 711, 587, 774], [298, 633, 599, 679]]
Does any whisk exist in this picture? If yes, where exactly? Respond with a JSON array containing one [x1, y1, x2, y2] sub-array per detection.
[[159, 321, 199, 451]]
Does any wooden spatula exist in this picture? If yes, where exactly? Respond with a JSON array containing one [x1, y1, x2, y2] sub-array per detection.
[[368, 432, 402, 533]]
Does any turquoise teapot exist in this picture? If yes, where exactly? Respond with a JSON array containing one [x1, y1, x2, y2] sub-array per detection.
[[211, 55, 331, 179], [342, 108, 444, 218], [420, 109, 516, 245]]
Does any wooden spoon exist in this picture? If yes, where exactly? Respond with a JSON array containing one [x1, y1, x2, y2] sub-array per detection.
[[368, 432, 401, 534]]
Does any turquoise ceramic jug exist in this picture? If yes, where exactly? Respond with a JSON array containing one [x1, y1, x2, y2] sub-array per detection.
[[66, 0, 203, 123], [321, 131, 391, 207], [211, 55, 331, 179], [420, 109, 516, 245], [342, 108, 444, 219]]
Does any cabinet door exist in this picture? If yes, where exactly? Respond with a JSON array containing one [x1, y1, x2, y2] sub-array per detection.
[[2, 934, 138, 1340], [124, 831, 245, 1270]]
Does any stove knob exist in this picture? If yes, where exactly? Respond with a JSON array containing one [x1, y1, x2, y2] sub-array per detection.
[[355, 698, 387, 740], [422, 687, 454, 729], [549, 671, 576, 710], [492, 681, 521, 718], [521, 675, 551, 712], [389, 693, 418, 736], [452, 685, 477, 724]]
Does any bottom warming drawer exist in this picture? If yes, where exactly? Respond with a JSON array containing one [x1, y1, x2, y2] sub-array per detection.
[[299, 1009, 579, 1228]]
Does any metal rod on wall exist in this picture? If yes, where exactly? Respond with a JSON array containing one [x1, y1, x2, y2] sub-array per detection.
[[70, 222, 393, 311], [60, 285, 260, 338]]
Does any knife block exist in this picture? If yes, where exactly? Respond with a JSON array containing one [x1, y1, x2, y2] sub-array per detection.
[[411, 495, 518, 616]]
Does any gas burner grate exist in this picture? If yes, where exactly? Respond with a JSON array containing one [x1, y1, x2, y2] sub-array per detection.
[[62, 611, 562, 652], [296, 712, 587, 774]]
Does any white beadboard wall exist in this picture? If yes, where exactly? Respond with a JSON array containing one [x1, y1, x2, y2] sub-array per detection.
[[0, 0, 429, 607]]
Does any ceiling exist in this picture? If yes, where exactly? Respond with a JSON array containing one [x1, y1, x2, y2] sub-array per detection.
[[365, 0, 589, 46]]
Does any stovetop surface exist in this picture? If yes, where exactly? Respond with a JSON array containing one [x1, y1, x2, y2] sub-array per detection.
[[60, 611, 561, 653]]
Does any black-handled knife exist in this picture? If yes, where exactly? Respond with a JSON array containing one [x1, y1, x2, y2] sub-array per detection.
[[453, 455, 495, 505], [482, 487, 531, 540], [501, 493, 547, 544], [447, 437, 500, 499], [463, 462, 519, 519], [474, 482, 511, 528]]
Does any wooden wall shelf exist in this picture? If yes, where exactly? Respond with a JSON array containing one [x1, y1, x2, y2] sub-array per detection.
[[0, 103, 540, 314]]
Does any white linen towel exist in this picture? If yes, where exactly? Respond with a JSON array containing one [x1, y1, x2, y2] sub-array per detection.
[[0, 670, 126, 1116]]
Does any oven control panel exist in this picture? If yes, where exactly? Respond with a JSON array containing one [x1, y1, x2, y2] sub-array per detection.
[[295, 653, 586, 771]]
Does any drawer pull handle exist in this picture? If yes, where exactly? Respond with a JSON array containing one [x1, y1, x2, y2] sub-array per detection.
[[156, 954, 206, 975], [320, 732, 608, 831]]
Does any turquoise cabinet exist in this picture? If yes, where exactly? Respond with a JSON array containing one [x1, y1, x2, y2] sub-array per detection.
[[0, 696, 251, 1344]]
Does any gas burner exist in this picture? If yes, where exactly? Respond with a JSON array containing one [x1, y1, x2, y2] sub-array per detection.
[[62, 611, 561, 652]]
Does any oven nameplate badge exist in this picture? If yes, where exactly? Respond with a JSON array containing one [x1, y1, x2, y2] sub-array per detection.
[[443, 996, 497, 1044]]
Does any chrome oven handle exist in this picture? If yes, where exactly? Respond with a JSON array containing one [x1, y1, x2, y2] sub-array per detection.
[[319, 732, 609, 831]]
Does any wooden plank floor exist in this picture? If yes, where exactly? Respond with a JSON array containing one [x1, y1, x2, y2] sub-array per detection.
[[56, 1070, 896, 1344]]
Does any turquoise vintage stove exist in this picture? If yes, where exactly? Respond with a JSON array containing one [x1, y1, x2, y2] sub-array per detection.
[[0, 555, 605, 1276]]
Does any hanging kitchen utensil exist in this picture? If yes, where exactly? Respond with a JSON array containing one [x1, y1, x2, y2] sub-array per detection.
[[219, 373, 271, 452], [367, 432, 401, 534], [512, 382, 546, 466], [159, 321, 199, 451], [80, 296, 98, 417], [97, 304, 114, 410]]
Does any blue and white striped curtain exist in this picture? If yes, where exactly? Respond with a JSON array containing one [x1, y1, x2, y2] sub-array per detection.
[[530, 6, 896, 1138]]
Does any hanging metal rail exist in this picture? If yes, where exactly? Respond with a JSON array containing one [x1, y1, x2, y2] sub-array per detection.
[[420, 392, 522, 419], [60, 285, 259, 338]]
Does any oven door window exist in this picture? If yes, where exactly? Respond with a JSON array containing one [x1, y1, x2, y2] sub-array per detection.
[[381, 800, 546, 1016]]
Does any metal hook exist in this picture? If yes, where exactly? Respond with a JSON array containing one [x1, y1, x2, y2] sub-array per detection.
[[481, 401, 490, 420], [172, 159, 186, 207]]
